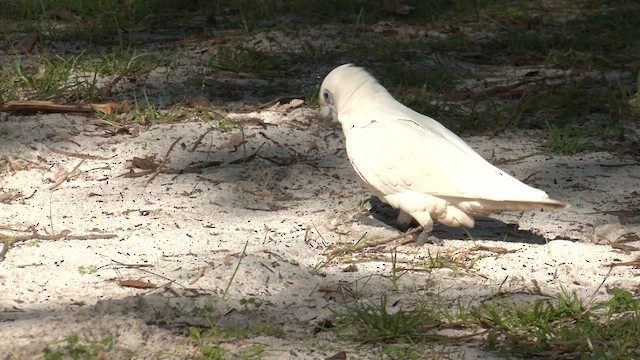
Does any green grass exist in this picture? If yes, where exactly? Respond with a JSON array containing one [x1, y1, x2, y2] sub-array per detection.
[[189, 323, 281, 360], [208, 45, 286, 75], [42, 334, 113, 360], [1, 47, 170, 103], [332, 294, 447, 343], [12, 53, 82, 100], [331, 288, 640, 359], [478, 288, 640, 359], [129, 91, 173, 123], [1, 0, 217, 40], [545, 120, 592, 155], [2, 0, 638, 147]]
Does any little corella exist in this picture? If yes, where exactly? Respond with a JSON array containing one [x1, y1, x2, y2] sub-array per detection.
[[319, 64, 567, 243]]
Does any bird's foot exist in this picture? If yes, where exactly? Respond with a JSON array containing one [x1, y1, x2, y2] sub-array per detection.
[[412, 219, 442, 246], [415, 230, 443, 246]]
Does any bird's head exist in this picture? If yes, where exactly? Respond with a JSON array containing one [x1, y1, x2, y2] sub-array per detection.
[[318, 63, 377, 123]]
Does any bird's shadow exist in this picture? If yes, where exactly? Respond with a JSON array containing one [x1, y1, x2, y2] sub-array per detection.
[[363, 197, 550, 245]]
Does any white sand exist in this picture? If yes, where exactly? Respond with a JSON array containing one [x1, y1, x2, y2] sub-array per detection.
[[0, 109, 638, 359]]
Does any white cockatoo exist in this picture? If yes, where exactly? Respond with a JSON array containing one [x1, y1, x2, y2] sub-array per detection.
[[319, 64, 567, 243]]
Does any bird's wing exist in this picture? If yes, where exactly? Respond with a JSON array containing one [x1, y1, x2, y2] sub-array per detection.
[[343, 111, 558, 206]]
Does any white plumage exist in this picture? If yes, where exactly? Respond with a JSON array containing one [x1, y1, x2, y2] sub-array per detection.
[[319, 64, 567, 242]]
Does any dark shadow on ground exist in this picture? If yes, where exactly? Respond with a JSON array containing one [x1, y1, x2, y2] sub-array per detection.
[[365, 196, 559, 245]]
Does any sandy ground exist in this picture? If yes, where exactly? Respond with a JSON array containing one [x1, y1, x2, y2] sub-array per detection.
[[0, 107, 639, 359]]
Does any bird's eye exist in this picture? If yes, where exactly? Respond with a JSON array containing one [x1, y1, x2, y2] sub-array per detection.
[[322, 89, 334, 105]]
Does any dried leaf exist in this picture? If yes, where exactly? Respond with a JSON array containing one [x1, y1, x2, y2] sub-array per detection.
[[611, 242, 640, 254], [604, 258, 640, 268], [219, 132, 246, 149], [0, 190, 22, 204], [276, 98, 304, 112], [58, 230, 72, 237], [47, 165, 69, 185], [266, 102, 280, 111], [223, 253, 235, 266], [472, 245, 516, 254], [342, 264, 358, 272], [11, 32, 38, 54], [91, 102, 121, 115], [49, 9, 79, 22], [616, 232, 640, 243], [240, 185, 273, 197], [130, 156, 159, 170], [327, 351, 347, 360], [189, 266, 208, 285], [7, 159, 41, 172], [47, 131, 79, 145], [119, 279, 157, 289], [35, 65, 46, 80]]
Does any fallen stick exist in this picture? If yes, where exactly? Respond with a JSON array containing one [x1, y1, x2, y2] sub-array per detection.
[[1, 100, 122, 114], [604, 258, 640, 267], [121, 162, 221, 178], [143, 137, 182, 187], [49, 147, 113, 160], [188, 128, 213, 152], [258, 95, 304, 109], [49, 159, 86, 190], [0, 242, 8, 262], [322, 226, 423, 267], [2, 229, 118, 242], [229, 142, 265, 164], [189, 266, 208, 285], [0, 229, 118, 262]]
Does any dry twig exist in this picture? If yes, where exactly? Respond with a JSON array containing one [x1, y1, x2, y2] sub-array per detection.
[[188, 128, 213, 152], [604, 258, 640, 267], [143, 137, 182, 187], [258, 95, 304, 109], [49, 159, 86, 190], [229, 142, 265, 164], [322, 226, 423, 266], [189, 266, 208, 285], [0, 228, 118, 262], [1, 100, 122, 114], [49, 147, 113, 160]]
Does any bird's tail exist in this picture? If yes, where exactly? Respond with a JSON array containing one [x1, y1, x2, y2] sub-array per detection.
[[452, 197, 568, 217]]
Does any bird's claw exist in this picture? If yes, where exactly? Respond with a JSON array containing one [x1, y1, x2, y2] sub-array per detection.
[[415, 230, 443, 246]]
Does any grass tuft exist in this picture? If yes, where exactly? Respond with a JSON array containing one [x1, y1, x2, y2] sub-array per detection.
[[331, 287, 640, 359], [332, 294, 446, 343]]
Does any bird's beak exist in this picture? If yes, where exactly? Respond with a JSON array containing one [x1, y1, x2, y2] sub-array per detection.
[[319, 104, 337, 122]]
